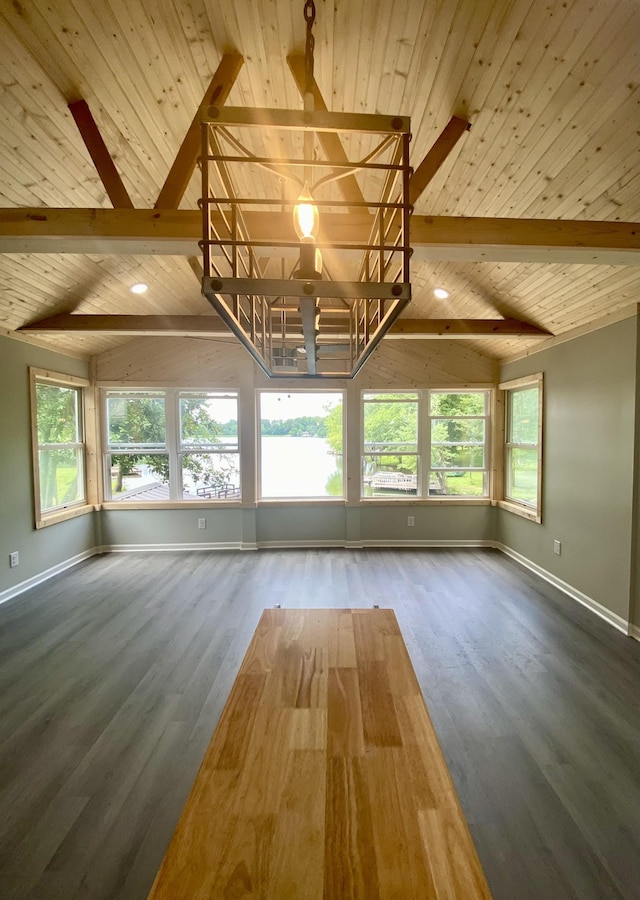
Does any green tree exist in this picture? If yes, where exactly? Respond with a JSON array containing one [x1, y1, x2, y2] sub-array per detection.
[[108, 396, 166, 491], [430, 392, 485, 491], [361, 395, 418, 475], [324, 403, 343, 454], [261, 416, 327, 437], [109, 396, 230, 494]]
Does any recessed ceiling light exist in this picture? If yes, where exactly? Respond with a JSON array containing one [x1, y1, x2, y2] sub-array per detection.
[[434, 287, 449, 299], [130, 282, 148, 294]]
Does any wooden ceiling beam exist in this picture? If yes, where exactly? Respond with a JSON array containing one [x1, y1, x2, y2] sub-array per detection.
[[154, 54, 244, 210], [68, 99, 134, 209], [410, 216, 640, 264], [1, 209, 638, 264], [287, 55, 366, 213], [388, 318, 550, 337], [18, 313, 550, 339], [19, 314, 231, 336], [409, 116, 470, 207]]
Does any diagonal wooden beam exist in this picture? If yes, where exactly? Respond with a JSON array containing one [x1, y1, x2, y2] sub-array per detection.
[[68, 99, 134, 208], [1, 208, 639, 265], [409, 116, 470, 207], [287, 55, 366, 212], [155, 54, 244, 210], [18, 313, 551, 339]]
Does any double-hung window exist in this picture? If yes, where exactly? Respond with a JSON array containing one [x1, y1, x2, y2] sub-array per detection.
[[105, 391, 169, 500], [429, 391, 489, 497], [500, 374, 543, 519], [103, 389, 240, 502], [362, 393, 419, 496], [179, 392, 240, 500], [31, 368, 92, 527], [362, 389, 490, 499]]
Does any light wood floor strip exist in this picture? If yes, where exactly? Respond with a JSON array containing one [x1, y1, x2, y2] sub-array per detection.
[[147, 608, 492, 899]]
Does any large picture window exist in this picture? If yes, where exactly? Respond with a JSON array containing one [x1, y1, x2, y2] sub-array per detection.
[[501, 374, 543, 518], [104, 390, 239, 502], [259, 391, 344, 499], [362, 389, 490, 499], [31, 369, 92, 527]]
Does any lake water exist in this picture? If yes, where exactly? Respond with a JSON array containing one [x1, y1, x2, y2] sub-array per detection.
[[260, 436, 342, 498]]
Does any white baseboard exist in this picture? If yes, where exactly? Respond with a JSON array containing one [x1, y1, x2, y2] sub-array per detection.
[[256, 539, 347, 549], [254, 539, 494, 550], [102, 537, 490, 552], [495, 542, 630, 636], [629, 623, 640, 642], [360, 539, 495, 549], [100, 542, 249, 553], [0, 548, 100, 606]]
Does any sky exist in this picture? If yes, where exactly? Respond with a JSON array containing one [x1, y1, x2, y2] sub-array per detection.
[[259, 391, 342, 419]]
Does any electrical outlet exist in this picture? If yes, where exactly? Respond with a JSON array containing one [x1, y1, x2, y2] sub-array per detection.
[[553, 540, 561, 556], [9, 551, 19, 568], [407, 516, 415, 527], [198, 518, 207, 530]]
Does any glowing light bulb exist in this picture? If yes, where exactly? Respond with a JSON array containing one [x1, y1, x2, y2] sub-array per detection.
[[130, 282, 148, 294], [433, 287, 449, 299], [293, 185, 319, 241]]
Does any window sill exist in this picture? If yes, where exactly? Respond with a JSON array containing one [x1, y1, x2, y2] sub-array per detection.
[[100, 500, 246, 510], [36, 503, 98, 529], [496, 499, 541, 523], [257, 498, 346, 507], [358, 497, 491, 506]]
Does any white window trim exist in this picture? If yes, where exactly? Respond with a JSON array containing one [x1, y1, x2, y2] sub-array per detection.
[[498, 372, 543, 523], [30, 367, 97, 529]]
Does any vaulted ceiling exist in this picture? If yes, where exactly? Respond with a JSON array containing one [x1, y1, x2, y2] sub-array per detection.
[[0, 0, 638, 364]]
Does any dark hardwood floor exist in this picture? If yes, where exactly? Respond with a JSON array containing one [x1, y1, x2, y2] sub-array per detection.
[[0, 548, 638, 899]]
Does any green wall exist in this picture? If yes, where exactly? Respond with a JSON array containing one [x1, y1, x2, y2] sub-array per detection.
[[0, 334, 97, 596], [98, 503, 494, 550], [497, 317, 639, 624]]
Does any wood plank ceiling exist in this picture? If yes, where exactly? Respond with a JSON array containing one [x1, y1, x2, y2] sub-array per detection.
[[0, 0, 638, 362]]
